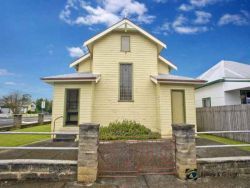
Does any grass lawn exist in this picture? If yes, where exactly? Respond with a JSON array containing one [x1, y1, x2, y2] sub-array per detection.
[[0, 124, 51, 147], [199, 134, 250, 152]]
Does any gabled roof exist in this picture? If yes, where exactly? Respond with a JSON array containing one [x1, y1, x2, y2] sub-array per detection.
[[41, 72, 100, 83], [69, 53, 90, 68], [151, 74, 206, 85], [198, 60, 250, 82], [158, 56, 177, 70], [84, 19, 166, 51]]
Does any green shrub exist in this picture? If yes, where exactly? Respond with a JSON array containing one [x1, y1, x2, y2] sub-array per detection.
[[100, 120, 161, 140]]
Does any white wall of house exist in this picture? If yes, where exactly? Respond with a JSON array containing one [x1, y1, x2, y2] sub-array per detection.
[[223, 81, 250, 91], [224, 90, 241, 105], [195, 81, 250, 107], [195, 82, 225, 107]]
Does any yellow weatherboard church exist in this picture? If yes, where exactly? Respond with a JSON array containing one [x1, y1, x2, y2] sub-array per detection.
[[42, 19, 205, 136]]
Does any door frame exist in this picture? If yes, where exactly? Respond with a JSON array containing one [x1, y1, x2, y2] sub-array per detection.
[[171, 89, 186, 124], [64, 88, 80, 126]]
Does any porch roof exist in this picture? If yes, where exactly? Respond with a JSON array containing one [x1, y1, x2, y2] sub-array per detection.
[[151, 74, 206, 85], [41, 72, 101, 83]]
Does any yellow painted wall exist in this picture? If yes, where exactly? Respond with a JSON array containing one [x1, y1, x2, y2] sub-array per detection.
[[158, 61, 170, 74], [78, 59, 91, 72], [157, 84, 196, 136], [52, 82, 94, 132], [51, 31, 197, 136], [92, 31, 160, 132]]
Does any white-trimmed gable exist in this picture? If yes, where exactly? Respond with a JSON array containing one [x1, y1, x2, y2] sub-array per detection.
[[84, 19, 166, 52]]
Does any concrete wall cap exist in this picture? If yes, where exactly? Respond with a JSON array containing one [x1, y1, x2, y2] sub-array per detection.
[[79, 123, 100, 130], [172, 124, 195, 130]]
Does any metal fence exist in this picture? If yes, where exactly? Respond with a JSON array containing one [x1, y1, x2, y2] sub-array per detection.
[[196, 104, 250, 143]]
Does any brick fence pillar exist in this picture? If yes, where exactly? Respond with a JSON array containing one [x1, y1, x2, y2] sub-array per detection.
[[38, 113, 44, 124], [172, 124, 197, 180], [78, 123, 100, 184], [13, 114, 22, 129]]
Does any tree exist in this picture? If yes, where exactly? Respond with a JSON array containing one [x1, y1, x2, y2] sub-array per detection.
[[1, 91, 31, 114], [35, 98, 52, 113]]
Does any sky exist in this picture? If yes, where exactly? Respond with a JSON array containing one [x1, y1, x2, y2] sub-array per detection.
[[0, 0, 250, 100]]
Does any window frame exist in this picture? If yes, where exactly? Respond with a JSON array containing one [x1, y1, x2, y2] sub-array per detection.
[[121, 36, 131, 52], [202, 97, 211, 107], [118, 63, 134, 102], [64, 88, 80, 126]]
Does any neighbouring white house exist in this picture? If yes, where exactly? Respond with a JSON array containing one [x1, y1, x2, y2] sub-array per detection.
[[195, 60, 250, 107]]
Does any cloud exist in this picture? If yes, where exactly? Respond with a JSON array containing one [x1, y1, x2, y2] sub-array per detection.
[[153, 22, 171, 35], [194, 11, 212, 24], [153, 0, 167, 3], [190, 0, 219, 7], [218, 11, 249, 26], [155, 14, 210, 35], [179, 4, 193, 12], [67, 46, 88, 58], [172, 15, 208, 34], [4, 82, 16, 86], [60, 0, 155, 27], [0, 69, 14, 76], [179, 0, 221, 12]]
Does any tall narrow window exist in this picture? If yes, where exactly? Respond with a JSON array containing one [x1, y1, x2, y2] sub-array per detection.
[[120, 64, 133, 101], [65, 89, 79, 125], [121, 36, 130, 52]]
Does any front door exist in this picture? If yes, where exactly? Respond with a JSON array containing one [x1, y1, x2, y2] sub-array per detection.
[[171, 90, 185, 124], [65, 89, 79, 125]]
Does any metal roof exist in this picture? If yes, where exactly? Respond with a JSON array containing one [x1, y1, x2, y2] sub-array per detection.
[[41, 72, 100, 83], [198, 60, 250, 82], [151, 74, 206, 85]]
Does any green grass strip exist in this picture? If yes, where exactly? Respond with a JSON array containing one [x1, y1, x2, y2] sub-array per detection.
[[199, 134, 250, 152], [0, 124, 51, 147]]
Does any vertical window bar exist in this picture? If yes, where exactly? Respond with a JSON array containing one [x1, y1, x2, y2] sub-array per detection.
[[120, 64, 132, 101]]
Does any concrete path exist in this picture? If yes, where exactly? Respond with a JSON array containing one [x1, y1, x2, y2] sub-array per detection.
[[0, 175, 250, 187]]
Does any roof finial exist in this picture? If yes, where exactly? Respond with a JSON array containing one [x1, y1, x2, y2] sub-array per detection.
[[124, 9, 128, 19]]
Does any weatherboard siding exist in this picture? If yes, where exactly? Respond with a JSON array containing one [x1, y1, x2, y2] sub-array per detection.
[[91, 31, 159, 132], [158, 61, 170, 74], [158, 84, 196, 136], [51, 30, 197, 135], [52, 83, 93, 132], [78, 59, 91, 72]]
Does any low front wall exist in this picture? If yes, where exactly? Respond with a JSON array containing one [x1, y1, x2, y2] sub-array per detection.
[[0, 159, 77, 181], [198, 157, 250, 177]]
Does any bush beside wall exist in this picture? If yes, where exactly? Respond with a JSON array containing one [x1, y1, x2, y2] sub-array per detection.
[[99, 120, 161, 140]]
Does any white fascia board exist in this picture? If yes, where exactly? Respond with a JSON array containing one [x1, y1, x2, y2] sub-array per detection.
[[84, 19, 166, 49], [69, 53, 91, 68], [158, 80, 205, 85], [150, 76, 158, 84], [158, 56, 177, 70]]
